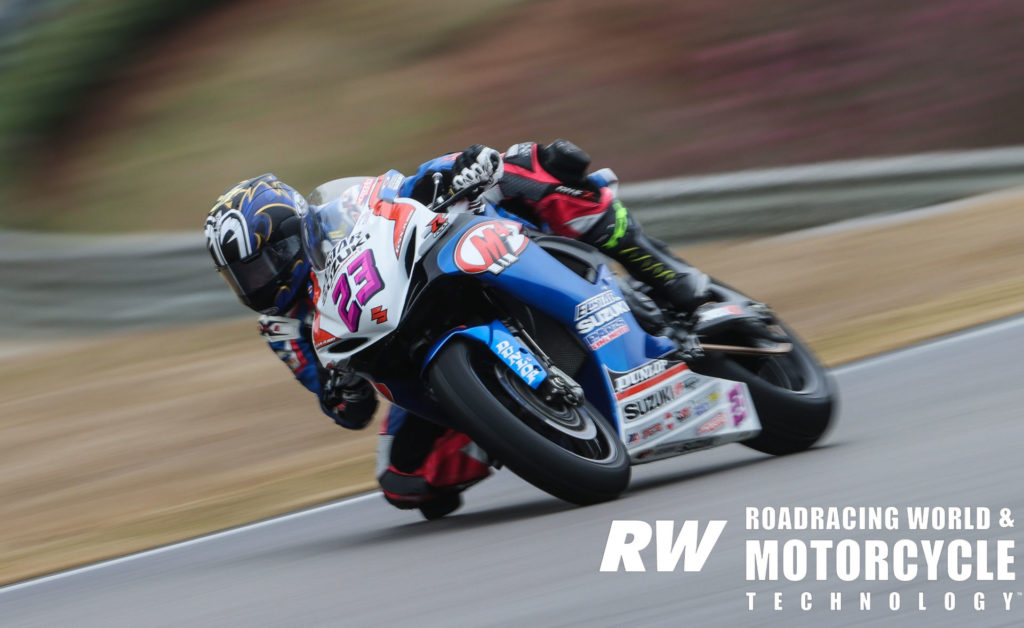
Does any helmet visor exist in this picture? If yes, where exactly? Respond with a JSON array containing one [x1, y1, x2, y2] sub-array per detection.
[[218, 235, 301, 307]]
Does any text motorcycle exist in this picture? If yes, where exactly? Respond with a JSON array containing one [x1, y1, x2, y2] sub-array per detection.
[[301, 172, 836, 505]]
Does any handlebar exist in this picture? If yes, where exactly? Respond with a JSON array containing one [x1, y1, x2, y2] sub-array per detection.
[[429, 183, 487, 214]]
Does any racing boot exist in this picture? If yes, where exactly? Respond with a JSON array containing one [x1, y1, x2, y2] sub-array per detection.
[[581, 200, 711, 315]]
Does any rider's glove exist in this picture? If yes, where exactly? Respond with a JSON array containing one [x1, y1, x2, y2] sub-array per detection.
[[450, 144, 504, 195], [320, 369, 378, 430]]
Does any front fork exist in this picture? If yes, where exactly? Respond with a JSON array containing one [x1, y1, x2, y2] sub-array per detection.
[[478, 287, 585, 408], [499, 314, 585, 408]]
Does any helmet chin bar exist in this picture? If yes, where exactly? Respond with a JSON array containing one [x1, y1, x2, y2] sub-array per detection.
[[219, 235, 305, 313]]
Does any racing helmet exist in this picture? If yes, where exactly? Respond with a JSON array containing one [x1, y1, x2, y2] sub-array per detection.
[[205, 173, 310, 315]]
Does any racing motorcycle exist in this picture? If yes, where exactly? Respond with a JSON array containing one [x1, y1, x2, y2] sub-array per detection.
[[301, 172, 836, 507]]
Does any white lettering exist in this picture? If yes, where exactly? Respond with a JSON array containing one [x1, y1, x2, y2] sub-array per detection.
[[999, 540, 1016, 580], [800, 592, 811, 611], [893, 539, 918, 581], [601, 520, 725, 573], [655, 520, 726, 572], [599, 521, 651, 572], [836, 540, 860, 581], [746, 540, 778, 581], [865, 540, 888, 580], [782, 540, 806, 581], [889, 592, 901, 611], [921, 540, 943, 580], [949, 539, 971, 581]]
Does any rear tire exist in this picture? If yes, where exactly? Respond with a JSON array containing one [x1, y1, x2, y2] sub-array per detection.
[[691, 280, 837, 455], [429, 340, 630, 505], [692, 322, 836, 455]]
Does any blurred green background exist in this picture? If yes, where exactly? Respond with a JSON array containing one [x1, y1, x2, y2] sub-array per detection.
[[2, 0, 1023, 232]]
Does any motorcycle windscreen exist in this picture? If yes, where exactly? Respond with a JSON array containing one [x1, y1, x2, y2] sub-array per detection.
[[299, 192, 367, 271]]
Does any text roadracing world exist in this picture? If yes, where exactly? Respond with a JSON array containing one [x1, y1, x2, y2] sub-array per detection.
[[599, 506, 1022, 616]]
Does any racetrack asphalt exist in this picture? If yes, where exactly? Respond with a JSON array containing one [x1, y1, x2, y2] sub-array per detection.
[[2, 316, 1023, 627]]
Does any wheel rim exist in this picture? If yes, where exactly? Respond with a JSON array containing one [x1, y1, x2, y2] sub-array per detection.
[[756, 355, 803, 391], [733, 334, 820, 394], [487, 361, 616, 463], [499, 364, 598, 439]]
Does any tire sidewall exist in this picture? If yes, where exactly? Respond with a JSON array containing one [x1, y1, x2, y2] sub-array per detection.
[[428, 339, 631, 505]]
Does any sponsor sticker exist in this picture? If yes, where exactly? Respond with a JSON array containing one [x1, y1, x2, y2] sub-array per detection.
[[428, 214, 449, 236], [729, 385, 749, 425], [574, 290, 631, 334], [493, 338, 545, 387], [379, 170, 404, 201], [623, 382, 682, 421], [370, 305, 388, 325], [652, 437, 717, 457], [355, 177, 375, 206], [692, 401, 712, 417], [584, 319, 630, 350], [611, 362, 694, 403], [697, 412, 728, 435], [324, 232, 371, 280], [610, 360, 669, 395], [627, 423, 665, 444], [554, 185, 597, 201], [454, 220, 528, 275], [698, 303, 745, 322]]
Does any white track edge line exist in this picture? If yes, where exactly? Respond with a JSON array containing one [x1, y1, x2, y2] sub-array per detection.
[[0, 492, 380, 594], [831, 315, 1024, 375], [3, 315, 1022, 593]]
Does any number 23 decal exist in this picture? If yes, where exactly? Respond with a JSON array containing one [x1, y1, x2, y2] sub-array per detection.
[[331, 249, 385, 332]]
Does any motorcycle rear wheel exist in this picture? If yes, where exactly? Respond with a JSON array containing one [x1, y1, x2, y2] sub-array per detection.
[[694, 321, 836, 455], [690, 281, 837, 455], [429, 339, 630, 505]]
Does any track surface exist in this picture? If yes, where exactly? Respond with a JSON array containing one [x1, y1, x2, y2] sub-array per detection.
[[3, 317, 1023, 627]]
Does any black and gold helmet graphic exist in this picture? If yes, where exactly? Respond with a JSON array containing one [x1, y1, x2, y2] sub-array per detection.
[[204, 173, 310, 315]]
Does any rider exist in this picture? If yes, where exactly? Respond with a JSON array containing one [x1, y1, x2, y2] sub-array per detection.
[[204, 140, 711, 518]]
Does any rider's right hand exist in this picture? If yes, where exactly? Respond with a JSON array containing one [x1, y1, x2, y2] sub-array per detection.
[[450, 144, 503, 195]]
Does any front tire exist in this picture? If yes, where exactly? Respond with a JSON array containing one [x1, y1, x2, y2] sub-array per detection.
[[429, 340, 630, 505]]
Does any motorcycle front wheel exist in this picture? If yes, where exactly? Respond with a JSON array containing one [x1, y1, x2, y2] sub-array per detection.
[[428, 339, 630, 505]]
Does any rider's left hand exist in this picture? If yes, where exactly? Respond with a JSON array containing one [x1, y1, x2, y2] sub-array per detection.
[[320, 370, 378, 429], [451, 145, 504, 195]]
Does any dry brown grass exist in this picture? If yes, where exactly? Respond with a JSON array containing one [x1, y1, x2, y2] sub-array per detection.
[[1, 189, 1023, 584]]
